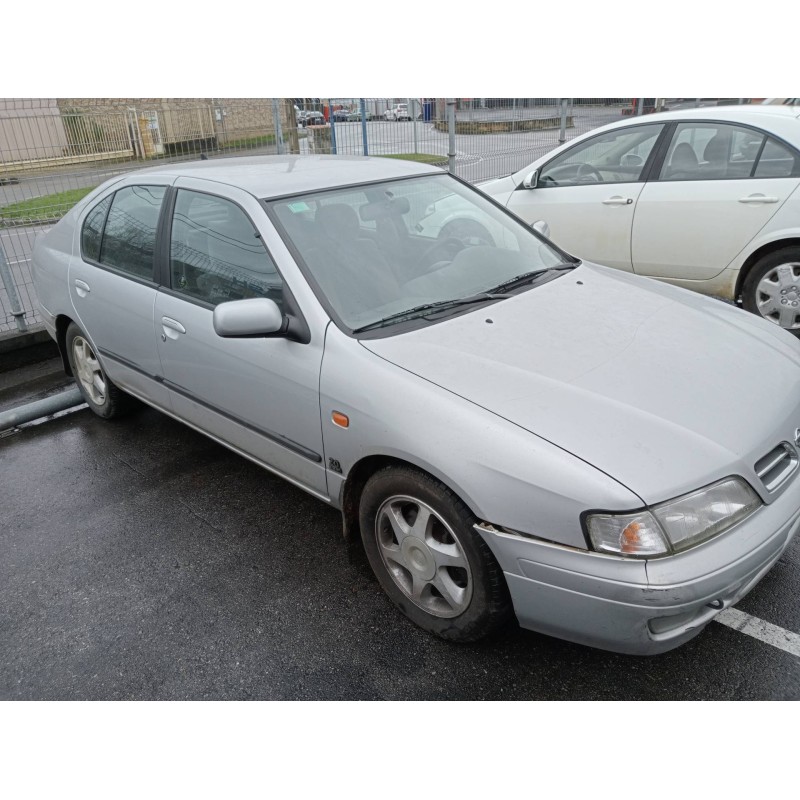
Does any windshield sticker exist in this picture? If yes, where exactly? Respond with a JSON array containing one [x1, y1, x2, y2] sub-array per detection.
[[287, 201, 311, 213]]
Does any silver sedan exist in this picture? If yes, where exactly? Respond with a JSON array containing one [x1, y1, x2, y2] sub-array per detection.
[[32, 155, 800, 654]]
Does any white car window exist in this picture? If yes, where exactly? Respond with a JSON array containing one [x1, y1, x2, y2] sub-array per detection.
[[657, 122, 781, 181], [754, 138, 799, 178], [538, 124, 664, 187]]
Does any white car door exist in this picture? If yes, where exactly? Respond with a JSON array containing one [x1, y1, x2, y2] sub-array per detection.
[[505, 122, 666, 271], [632, 121, 800, 280]]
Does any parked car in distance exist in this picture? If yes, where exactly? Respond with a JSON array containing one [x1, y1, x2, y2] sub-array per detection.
[[332, 108, 352, 123], [427, 105, 800, 331], [297, 110, 325, 127], [32, 155, 800, 655], [385, 104, 410, 121], [347, 108, 372, 122]]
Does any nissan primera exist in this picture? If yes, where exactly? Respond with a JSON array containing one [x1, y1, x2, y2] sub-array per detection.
[[32, 155, 800, 654]]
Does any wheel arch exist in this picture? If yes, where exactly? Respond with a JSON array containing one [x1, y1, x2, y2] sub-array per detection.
[[339, 453, 482, 546], [735, 237, 800, 300], [55, 314, 76, 376]]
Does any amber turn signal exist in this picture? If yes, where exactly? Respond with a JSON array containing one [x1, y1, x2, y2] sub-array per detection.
[[332, 411, 350, 428]]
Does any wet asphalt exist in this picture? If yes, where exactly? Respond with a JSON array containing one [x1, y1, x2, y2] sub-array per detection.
[[1, 359, 799, 700]]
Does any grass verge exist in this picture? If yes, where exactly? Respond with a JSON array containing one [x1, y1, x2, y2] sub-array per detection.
[[378, 153, 447, 165], [0, 150, 442, 222], [0, 186, 96, 221]]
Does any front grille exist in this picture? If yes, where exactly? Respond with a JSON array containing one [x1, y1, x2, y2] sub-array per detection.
[[754, 442, 798, 492]]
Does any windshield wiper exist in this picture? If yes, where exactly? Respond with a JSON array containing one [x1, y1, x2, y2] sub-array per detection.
[[352, 293, 512, 333], [486, 263, 577, 294]]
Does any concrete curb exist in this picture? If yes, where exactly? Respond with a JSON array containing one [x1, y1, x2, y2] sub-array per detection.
[[0, 325, 50, 353], [0, 326, 59, 372]]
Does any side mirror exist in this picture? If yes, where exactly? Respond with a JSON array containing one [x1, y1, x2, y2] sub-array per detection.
[[213, 297, 286, 338], [522, 170, 538, 189], [532, 220, 551, 239]]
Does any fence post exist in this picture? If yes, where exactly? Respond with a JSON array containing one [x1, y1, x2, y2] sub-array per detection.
[[636, 98, 645, 116], [411, 98, 419, 154], [447, 99, 456, 174], [558, 98, 568, 143], [272, 99, 285, 155], [329, 99, 337, 155], [360, 98, 369, 156], [0, 240, 28, 332]]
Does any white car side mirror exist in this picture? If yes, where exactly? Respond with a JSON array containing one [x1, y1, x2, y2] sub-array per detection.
[[522, 170, 539, 189]]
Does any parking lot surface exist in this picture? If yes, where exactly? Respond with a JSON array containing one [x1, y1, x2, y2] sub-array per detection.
[[1, 365, 799, 700]]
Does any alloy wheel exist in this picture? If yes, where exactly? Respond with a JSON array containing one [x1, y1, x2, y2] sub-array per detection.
[[72, 335, 106, 405], [375, 495, 473, 618]]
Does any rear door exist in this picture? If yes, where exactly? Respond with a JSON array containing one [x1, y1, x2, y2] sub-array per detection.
[[154, 180, 328, 497], [505, 122, 666, 271], [69, 179, 172, 408], [632, 121, 800, 280]]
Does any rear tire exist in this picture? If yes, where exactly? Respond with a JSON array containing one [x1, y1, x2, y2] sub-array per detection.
[[359, 465, 513, 642], [741, 247, 800, 332], [65, 322, 138, 419]]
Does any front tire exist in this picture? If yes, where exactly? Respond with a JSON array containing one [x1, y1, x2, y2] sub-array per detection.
[[65, 322, 138, 419], [359, 466, 512, 642], [741, 247, 800, 331]]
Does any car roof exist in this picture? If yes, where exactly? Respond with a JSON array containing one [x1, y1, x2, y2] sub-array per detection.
[[128, 155, 444, 199], [588, 104, 800, 137], [571, 105, 800, 142], [634, 104, 800, 123], [510, 104, 800, 184]]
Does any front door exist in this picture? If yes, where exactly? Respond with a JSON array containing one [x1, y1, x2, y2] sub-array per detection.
[[154, 182, 328, 498], [506, 122, 666, 271]]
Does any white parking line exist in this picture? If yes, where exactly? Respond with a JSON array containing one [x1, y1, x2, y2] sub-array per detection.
[[715, 607, 800, 657], [6, 257, 31, 265]]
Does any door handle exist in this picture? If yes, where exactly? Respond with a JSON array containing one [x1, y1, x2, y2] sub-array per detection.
[[73, 279, 91, 297], [738, 194, 779, 204], [161, 317, 186, 340], [602, 196, 633, 205]]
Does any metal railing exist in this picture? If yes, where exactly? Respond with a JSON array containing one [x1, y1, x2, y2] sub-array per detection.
[[1, 97, 713, 334]]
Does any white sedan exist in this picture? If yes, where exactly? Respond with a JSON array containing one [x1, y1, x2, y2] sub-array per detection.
[[421, 105, 800, 330]]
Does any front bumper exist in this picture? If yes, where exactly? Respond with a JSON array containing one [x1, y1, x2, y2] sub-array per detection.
[[475, 475, 800, 655]]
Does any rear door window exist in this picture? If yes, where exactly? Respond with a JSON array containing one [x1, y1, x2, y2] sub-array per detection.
[[80, 195, 112, 262], [753, 138, 799, 178], [658, 123, 800, 181]]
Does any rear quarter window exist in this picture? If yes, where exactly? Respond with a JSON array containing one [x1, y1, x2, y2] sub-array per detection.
[[80, 195, 112, 262]]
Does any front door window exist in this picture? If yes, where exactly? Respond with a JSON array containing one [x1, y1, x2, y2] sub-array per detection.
[[538, 124, 664, 186]]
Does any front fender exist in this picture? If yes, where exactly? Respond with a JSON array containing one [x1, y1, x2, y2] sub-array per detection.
[[320, 325, 641, 550]]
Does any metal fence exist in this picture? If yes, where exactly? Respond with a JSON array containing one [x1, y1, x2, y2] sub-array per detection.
[[0, 97, 659, 334]]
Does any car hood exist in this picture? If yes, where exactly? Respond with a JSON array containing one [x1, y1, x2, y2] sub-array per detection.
[[476, 175, 517, 206], [361, 264, 800, 506]]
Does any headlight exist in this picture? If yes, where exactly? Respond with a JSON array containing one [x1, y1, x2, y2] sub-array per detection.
[[585, 477, 761, 558]]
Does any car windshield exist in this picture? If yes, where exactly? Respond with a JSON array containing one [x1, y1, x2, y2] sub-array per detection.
[[268, 173, 569, 331]]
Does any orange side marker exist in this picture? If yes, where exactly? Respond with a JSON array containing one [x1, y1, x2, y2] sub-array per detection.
[[332, 411, 350, 428]]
